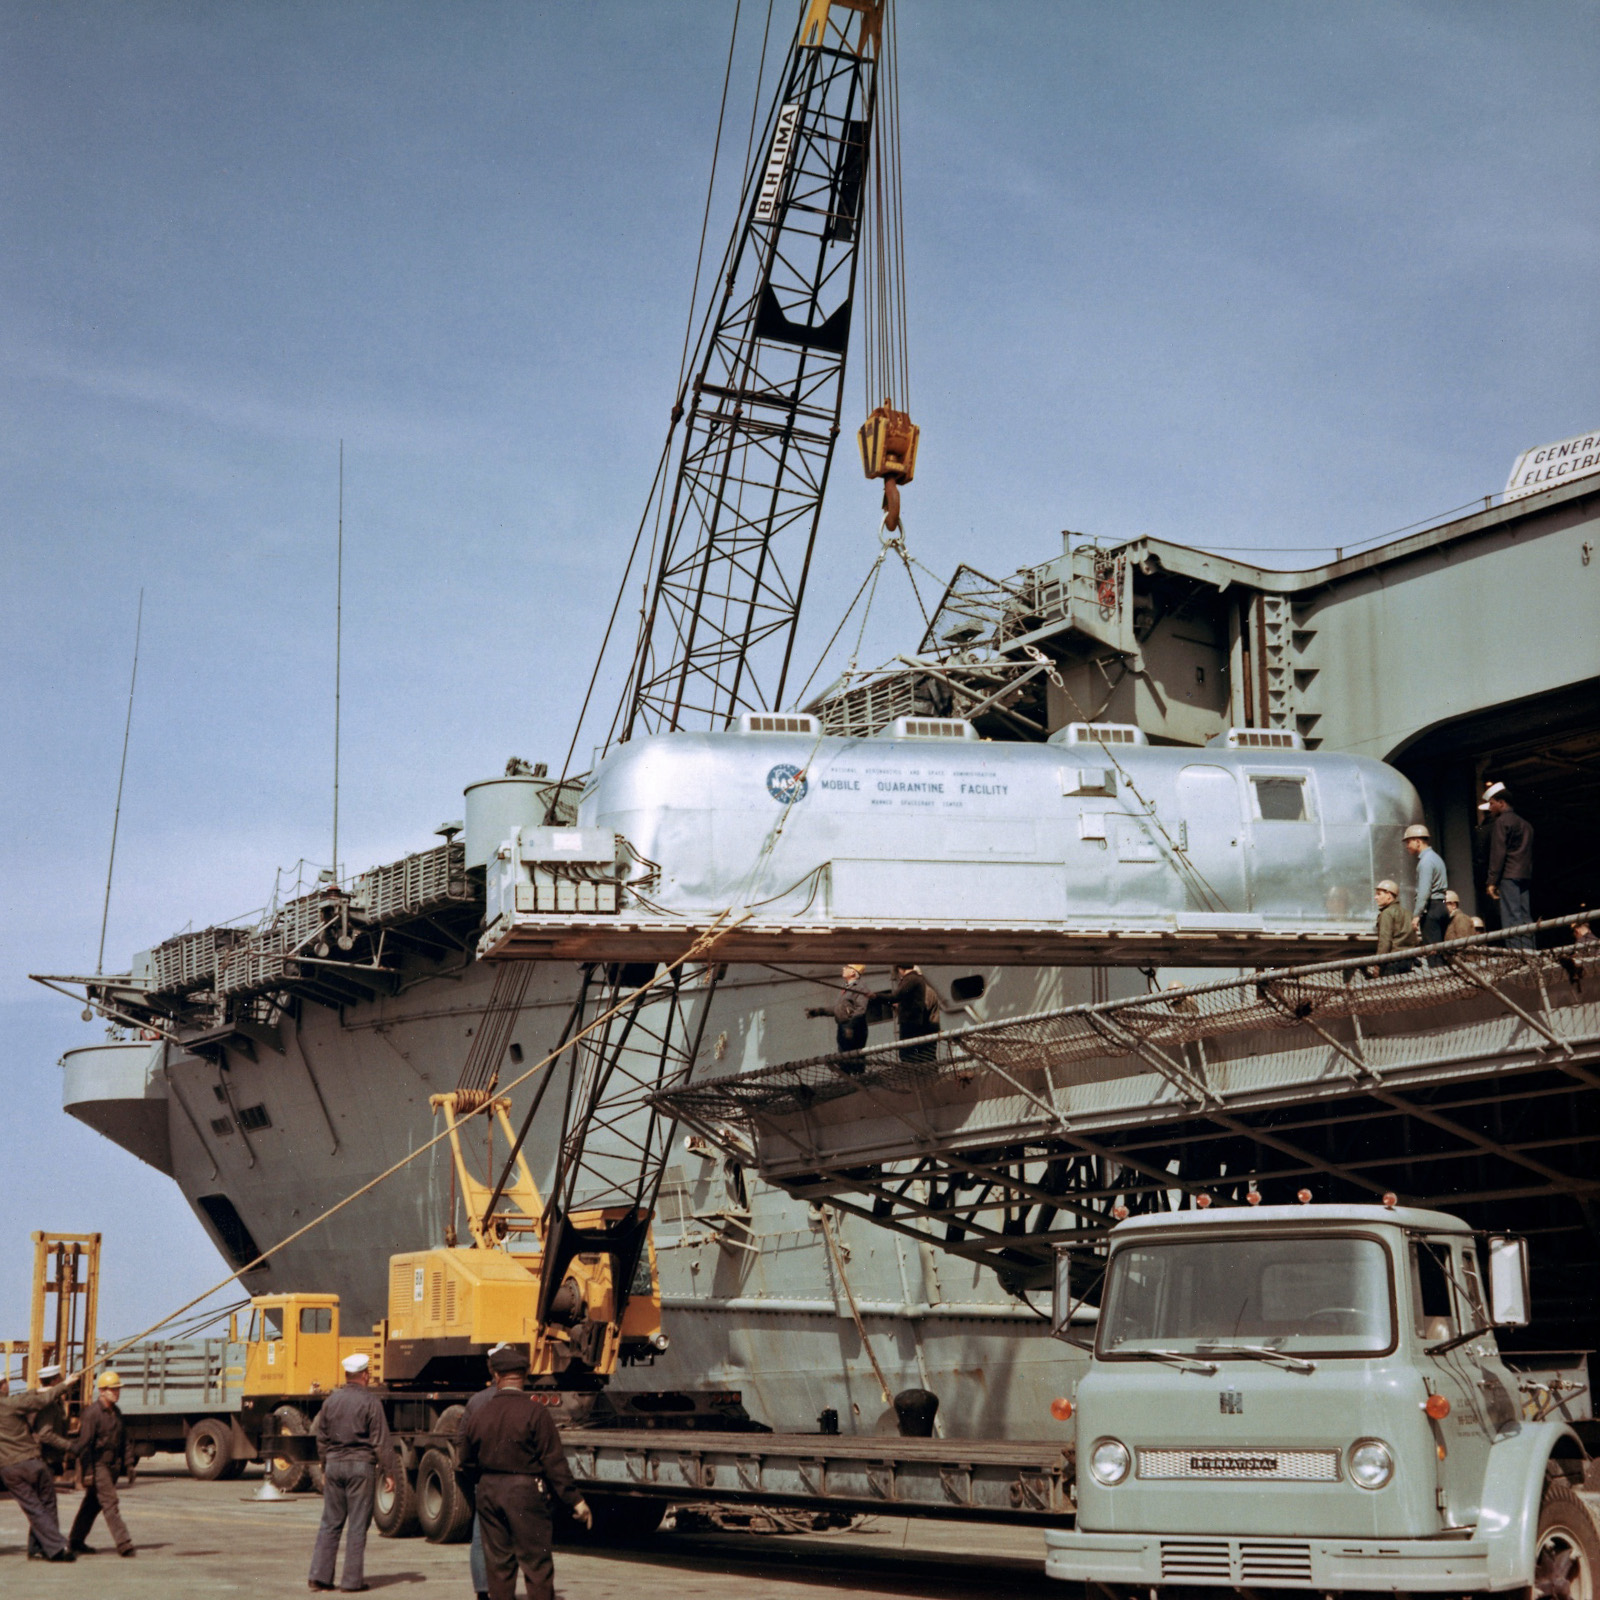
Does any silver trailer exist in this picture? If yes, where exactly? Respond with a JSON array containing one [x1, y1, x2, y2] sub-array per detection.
[[482, 722, 1419, 966]]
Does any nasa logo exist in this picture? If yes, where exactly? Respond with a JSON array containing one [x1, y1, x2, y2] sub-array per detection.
[[766, 763, 808, 804]]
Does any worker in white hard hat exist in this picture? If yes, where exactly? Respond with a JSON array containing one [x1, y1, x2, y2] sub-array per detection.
[[0, 1363, 76, 1560], [1403, 823, 1450, 958], [1371, 879, 1419, 975], [68, 1371, 133, 1556], [1443, 890, 1475, 943], [308, 1352, 398, 1593]]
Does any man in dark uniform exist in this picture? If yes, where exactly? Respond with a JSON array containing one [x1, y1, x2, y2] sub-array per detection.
[[1482, 783, 1535, 949], [887, 963, 940, 1064], [0, 1370, 75, 1562], [457, 1344, 591, 1600], [69, 1370, 134, 1556], [308, 1352, 398, 1593]]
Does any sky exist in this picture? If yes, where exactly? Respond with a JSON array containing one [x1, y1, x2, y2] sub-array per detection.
[[2, 0, 1596, 1337]]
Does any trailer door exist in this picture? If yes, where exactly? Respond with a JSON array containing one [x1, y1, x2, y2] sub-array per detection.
[[1176, 765, 1250, 923]]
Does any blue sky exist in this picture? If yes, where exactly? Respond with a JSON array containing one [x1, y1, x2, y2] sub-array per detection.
[[2, 0, 1595, 1335]]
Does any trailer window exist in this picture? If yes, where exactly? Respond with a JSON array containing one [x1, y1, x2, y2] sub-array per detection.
[[1251, 776, 1310, 822], [1098, 1232, 1394, 1357]]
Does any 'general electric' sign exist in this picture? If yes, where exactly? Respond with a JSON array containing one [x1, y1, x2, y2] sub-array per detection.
[[1504, 428, 1600, 500]]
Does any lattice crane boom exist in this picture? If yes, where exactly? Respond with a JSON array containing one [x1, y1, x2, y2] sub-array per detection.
[[617, 0, 886, 744]]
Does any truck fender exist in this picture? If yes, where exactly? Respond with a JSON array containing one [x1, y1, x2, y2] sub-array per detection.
[[1477, 1420, 1584, 1590]]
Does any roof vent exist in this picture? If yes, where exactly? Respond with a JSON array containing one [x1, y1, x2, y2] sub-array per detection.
[[1211, 727, 1305, 751], [1050, 722, 1148, 747], [738, 712, 820, 736], [880, 716, 979, 741]]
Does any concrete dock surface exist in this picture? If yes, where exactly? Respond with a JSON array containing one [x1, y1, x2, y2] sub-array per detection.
[[1, 1456, 1061, 1599]]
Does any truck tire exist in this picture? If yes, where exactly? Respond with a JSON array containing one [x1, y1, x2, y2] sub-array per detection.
[[1530, 1477, 1598, 1600], [268, 1405, 323, 1493], [374, 1466, 420, 1539], [416, 1448, 474, 1544], [434, 1403, 466, 1437], [185, 1417, 235, 1481]]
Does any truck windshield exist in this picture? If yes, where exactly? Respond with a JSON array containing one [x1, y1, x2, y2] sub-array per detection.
[[1098, 1233, 1393, 1357]]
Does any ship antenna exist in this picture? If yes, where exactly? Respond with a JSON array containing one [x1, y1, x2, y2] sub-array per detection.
[[96, 588, 144, 976], [332, 440, 343, 883]]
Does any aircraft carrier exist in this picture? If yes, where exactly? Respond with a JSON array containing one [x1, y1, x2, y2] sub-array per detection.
[[35, 0, 1600, 1438]]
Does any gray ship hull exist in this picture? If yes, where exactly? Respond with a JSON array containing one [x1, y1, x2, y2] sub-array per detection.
[[65, 955, 1104, 1437]]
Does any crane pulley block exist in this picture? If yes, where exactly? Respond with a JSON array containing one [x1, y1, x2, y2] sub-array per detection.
[[858, 401, 919, 484]]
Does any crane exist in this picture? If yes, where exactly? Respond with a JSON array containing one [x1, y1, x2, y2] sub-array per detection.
[[614, 0, 894, 746], [476, 0, 909, 1379]]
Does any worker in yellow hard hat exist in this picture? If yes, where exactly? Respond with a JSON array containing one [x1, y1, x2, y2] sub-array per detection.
[[69, 1371, 134, 1556], [806, 963, 871, 1065]]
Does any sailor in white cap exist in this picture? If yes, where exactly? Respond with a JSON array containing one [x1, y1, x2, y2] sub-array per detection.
[[1482, 783, 1536, 949], [308, 1351, 398, 1592]]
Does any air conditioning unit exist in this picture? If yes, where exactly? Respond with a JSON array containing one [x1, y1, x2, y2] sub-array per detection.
[[879, 716, 979, 741], [1211, 727, 1305, 751], [738, 712, 820, 735], [1049, 722, 1148, 747]]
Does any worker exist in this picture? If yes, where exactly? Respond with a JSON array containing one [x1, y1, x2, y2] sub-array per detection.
[[68, 1370, 134, 1557], [1443, 891, 1475, 943], [457, 1343, 592, 1600], [24, 1364, 74, 1560], [806, 964, 871, 1068], [1404, 824, 1450, 956], [887, 964, 941, 1064], [1371, 879, 1418, 975], [0, 1369, 75, 1562], [463, 1348, 508, 1600], [1481, 782, 1535, 950], [308, 1352, 399, 1594], [1574, 919, 1595, 945]]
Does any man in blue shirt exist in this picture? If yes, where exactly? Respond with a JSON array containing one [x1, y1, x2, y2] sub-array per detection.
[[1404, 824, 1450, 959]]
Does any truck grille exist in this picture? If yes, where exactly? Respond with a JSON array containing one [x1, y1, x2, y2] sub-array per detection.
[[1161, 1540, 1232, 1580], [1240, 1541, 1314, 1584], [1160, 1539, 1314, 1585], [1139, 1447, 1339, 1481]]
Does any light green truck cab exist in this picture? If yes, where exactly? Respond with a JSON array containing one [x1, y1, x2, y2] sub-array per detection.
[[1044, 1201, 1597, 1594]]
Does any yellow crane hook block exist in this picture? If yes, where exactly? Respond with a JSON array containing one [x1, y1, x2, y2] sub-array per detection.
[[857, 400, 919, 486]]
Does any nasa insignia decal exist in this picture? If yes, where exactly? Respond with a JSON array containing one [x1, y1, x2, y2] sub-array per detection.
[[765, 763, 808, 804]]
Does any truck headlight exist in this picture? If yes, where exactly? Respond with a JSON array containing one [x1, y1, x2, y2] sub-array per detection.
[[1347, 1439, 1394, 1489], [1089, 1437, 1131, 1486]]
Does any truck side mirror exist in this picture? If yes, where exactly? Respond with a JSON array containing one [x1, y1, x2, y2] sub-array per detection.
[[1487, 1236, 1530, 1327]]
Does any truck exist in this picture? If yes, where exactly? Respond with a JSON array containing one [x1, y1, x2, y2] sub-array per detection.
[[1042, 1196, 1599, 1594]]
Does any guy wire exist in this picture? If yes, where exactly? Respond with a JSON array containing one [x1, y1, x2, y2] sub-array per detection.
[[96, 588, 144, 977]]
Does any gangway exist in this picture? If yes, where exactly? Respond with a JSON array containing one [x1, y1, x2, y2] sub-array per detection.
[[657, 915, 1600, 1342]]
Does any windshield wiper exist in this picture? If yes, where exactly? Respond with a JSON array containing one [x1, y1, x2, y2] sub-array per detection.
[[1124, 1348, 1219, 1374], [1427, 1326, 1493, 1357], [1196, 1343, 1317, 1374]]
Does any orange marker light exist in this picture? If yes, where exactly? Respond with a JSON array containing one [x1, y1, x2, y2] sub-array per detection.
[[1050, 1397, 1074, 1422], [1424, 1393, 1451, 1421], [1196, 1193, 1212, 1210], [1297, 1188, 1313, 1205], [1382, 1192, 1398, 1209]]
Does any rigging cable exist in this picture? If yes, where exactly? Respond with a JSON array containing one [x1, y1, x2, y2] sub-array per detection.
[[96, 588, 144, 977]]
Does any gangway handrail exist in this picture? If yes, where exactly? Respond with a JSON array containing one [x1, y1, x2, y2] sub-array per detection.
[[658, 911, 1598, 1126]]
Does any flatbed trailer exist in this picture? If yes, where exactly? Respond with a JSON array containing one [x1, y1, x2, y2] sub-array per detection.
[[561, 1427, 1073, 1525]]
